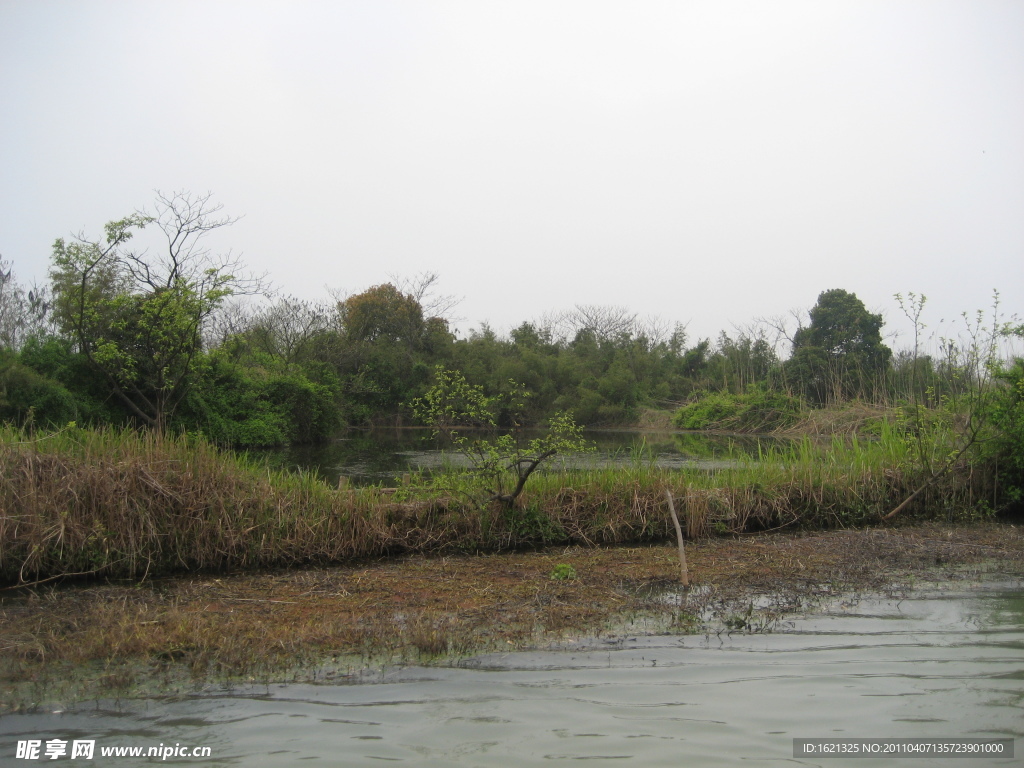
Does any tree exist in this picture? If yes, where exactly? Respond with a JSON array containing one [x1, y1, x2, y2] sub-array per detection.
[[341, 283, 424, 345], [330, 283, 456, 420], [787, 289, 891, 403], [556, 304, 639, 343], [245, 296, 335, 368], [49, 191, 261, 431], [881, 291, 1013, 520], [411, 367, 592, 510], [388, 270, 462, 322], [988, 356, 1024, 509], [0, 259, 27, 350], [0, 259, 53, 350]]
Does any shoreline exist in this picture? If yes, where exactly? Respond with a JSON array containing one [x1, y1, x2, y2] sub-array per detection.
[[2, 521, 1023, 712]]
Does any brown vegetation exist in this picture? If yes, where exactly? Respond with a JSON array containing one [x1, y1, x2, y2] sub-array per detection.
[[1, 424, 999, 585], [2, 522, 1022, 711]]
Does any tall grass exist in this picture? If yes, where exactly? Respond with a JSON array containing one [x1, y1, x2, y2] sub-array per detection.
[[522, 420, 991, 543], [0, 423, 997, 584], [0, 426, 466, 583]]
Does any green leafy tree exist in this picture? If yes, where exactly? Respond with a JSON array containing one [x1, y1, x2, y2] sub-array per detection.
[[411, 367, 592, 509], [182, 353, 341, 446], [49, 192, 260, 431], [787, 289, 891, 404], [333, 283, 454, 420], [342, 283, 424, 345]]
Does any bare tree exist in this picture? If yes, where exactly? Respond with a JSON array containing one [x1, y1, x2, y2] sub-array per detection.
[[0, 258, 26, 349], [248, 295, 335, 365], [129, 191, 266, 297], [203, 297, 259, 350], [757, 308, 808, 354], [0, 259, 55, 349], [387, 271, 462, 321]]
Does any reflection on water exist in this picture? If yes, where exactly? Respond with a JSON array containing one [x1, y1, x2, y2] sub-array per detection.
[[253, 429, 785, 487], [2, 581, 1021, 766]]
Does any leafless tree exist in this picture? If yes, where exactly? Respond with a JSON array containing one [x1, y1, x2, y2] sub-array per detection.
[[130, 190, 267, 296], [0, 259, 54, 349], [203, 297, 259, 350], [248, 295, 335, 365], [0, 258, 24, 349], [387, 271, 462, 321], [757, 308, 808, 356]]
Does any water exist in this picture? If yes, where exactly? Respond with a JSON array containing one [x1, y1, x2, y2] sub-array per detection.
[[2, 580, 1021, 766], [256, 429, 782, 487]]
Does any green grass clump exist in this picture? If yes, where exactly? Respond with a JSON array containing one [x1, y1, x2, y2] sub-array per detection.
[[673, 389, 802, 432]]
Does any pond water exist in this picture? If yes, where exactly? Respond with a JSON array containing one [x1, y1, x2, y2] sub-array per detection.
[[2, 579, 1021, 766], [254, 429, 782, 487]]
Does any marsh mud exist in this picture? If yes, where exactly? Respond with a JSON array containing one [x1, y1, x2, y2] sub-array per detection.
[[2, 522, 1023, 712]]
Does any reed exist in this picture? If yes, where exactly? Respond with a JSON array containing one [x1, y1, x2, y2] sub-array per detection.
[[0, 424, 997, 584]]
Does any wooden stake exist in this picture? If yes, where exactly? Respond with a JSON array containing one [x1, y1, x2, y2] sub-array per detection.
[[665, 489, 689, 587]]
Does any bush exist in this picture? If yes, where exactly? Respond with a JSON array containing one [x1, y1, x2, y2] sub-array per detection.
[[16, 337, 123, 424], [0, 351, 79, 426], [181, 357, 341, 447], [987, 358, 1024, 507], [673, 388, 801, 432], [674, 392, 744, 429], [262, 373, 342, 443]]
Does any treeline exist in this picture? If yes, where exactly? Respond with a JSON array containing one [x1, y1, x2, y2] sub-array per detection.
[[1, 194, 1021, 464]]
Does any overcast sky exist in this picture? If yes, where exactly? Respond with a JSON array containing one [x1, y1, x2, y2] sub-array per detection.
[[1, 0, 1022, 352]]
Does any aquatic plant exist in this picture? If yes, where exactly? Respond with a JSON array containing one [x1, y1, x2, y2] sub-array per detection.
[[550, 563, 577, 581]]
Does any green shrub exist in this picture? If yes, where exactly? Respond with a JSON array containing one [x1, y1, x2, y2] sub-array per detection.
[[987, 358, 1024, 507], [0, 351, 79, 426], [673, 392, 742, 429], [182, 361, 330, 446], [673, 388, 801, 432]]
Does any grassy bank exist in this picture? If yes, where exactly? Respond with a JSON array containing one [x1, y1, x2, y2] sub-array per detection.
[[0, 423, 999, 584]]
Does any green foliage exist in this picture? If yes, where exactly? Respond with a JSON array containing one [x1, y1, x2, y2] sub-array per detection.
[[987, 358, 1024, 506], [16, 335, 129, 425], [673, 388, 801, 431], [48, 193, 246, 431], [0, 351, 79, 426], [674, 392, 743, 429], [411, 367, 593, 509], [342, 283, 424, 344], [332, 283, 454, 422], [787, 289, 891, 404], [449, 317, 704, 426], [550, 563, 577, 581], [182, 354, 341, 447]]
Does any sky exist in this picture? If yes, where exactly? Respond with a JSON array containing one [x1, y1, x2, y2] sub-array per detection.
[[1, 0, 1022, 354]]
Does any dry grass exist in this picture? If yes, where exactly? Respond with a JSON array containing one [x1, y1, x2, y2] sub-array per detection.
[[2, 521, 1021, 711], [0, 424, 1001, 584], [779, 401, 891, 435]]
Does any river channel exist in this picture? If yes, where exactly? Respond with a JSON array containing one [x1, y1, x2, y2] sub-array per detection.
[[2, 579, 1021, 766]]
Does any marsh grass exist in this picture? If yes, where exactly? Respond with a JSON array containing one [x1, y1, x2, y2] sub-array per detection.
[[0, 423, 997, 584], [4, 523, 1020, 712]]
